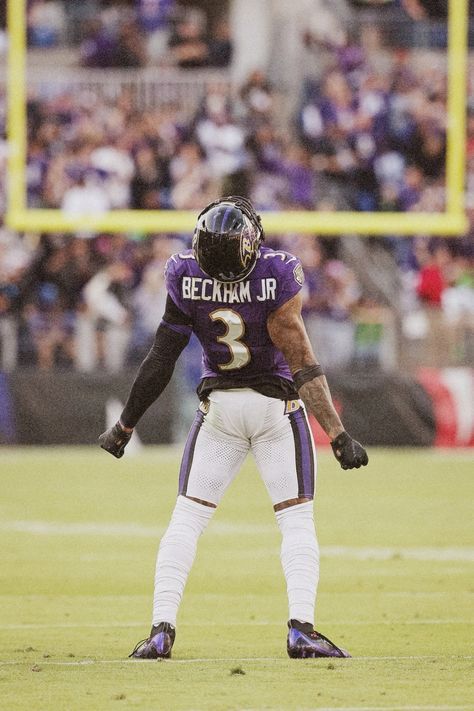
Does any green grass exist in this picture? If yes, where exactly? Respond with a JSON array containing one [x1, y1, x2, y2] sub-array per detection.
[[0, 447, 473, 710]]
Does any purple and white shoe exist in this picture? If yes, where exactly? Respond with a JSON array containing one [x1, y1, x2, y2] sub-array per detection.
[[129, 622, 176, 659], [287, 619, 351, 658]]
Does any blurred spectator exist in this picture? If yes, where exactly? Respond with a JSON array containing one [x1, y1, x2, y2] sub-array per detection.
[[282, 145, 316, 209], [275, 234, 360, 369], [132, 235, 183, 351], [23, 286, 75, 370], [401, 0, 446, 20], [399, 164, 423, 210], [296, 234, 325, 331], [0, 286, 18, 372], [240, 71, 274, 124], [61, 169, 111, 215], [116, 22, 148, 67], [442, 254, 474, 322], [28, 0, 66, 48], [0, 230, 33, 372], [247, 124, 283, 175], [169, 141, 216, 209], [416, 243, 449, 307], [90, 142, 136, 209], [168, 9, 209, 69], [0, 130, 7, 216], [62, 238, 99, 306], [195, 90, 247, 179], [75, 262, 133, 373], [80, 8, 146, 68], [136, 0, 176, 62], [0, 3, 4, 28], [208, 17, 233, 68], [131, 144, 169, 210], [317, 259, 360, 369], [353, 295, 398, 370], [80, 19, 118, 67]]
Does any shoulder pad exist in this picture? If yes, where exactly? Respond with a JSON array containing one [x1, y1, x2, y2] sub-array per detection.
[[261, 249, 299, 265], [164, 251, 193, 277]]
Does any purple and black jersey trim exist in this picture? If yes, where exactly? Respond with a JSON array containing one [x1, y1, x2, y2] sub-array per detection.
[[288, 408, 315, 498], [197, 373, 298, 401]]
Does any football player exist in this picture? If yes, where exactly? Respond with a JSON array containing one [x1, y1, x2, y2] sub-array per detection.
[[99, 196, 368, 659]]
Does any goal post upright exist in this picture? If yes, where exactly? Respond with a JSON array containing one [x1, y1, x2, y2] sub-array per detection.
[[446, 0, 468, 217], [5, 0, 469, 236], [7, 0, 27, 217]]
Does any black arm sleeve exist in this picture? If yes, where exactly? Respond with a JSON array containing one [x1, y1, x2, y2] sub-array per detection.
[[120, 297, 191, 428]]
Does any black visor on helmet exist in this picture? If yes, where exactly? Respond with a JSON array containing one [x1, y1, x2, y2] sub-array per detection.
[[193, 199, 262, 282]]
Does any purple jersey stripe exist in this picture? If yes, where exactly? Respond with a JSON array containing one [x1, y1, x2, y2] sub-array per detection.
[[300, 408, 315, 495], [178, 410, 205, 495], [289, 409, 314, 498]]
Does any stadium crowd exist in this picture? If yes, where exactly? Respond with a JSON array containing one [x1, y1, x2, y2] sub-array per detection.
[[26, 0, 232, 68], [25, 48, 452, 216], [0, 1, 473, 374], [18, 0, 474, 219], [0, 227, 472, 374]]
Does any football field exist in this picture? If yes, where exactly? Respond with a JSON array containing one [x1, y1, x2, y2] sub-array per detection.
[[1, 447, 473, 711]]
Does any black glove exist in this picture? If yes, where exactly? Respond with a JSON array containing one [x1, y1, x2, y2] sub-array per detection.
[[98, 421, 133, 459], [331, 431, 368, 470]]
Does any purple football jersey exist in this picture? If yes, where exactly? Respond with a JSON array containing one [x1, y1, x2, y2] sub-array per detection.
[[165, 247, 304, 382]]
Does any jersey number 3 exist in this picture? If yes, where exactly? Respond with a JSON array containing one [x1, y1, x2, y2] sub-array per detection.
[[210, 309, 251, 371]]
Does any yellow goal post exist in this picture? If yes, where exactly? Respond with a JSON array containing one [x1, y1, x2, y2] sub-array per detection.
[[6, 0, 469, 236]]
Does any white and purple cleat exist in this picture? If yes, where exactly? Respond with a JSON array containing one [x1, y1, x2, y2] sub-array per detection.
[[287, 619, 351, 658], [129, 622, 175, 659]]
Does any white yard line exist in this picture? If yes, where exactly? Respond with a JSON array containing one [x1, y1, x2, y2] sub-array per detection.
[[0, 656, 473, 667], [0, 619, 472, 630], [1, 521, 473, 562]]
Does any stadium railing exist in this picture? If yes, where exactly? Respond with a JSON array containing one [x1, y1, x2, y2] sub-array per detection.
[[25, 66, 231, 112]]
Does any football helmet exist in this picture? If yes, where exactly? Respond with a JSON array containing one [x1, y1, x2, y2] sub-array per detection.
[[192, 196, 264, 282]]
